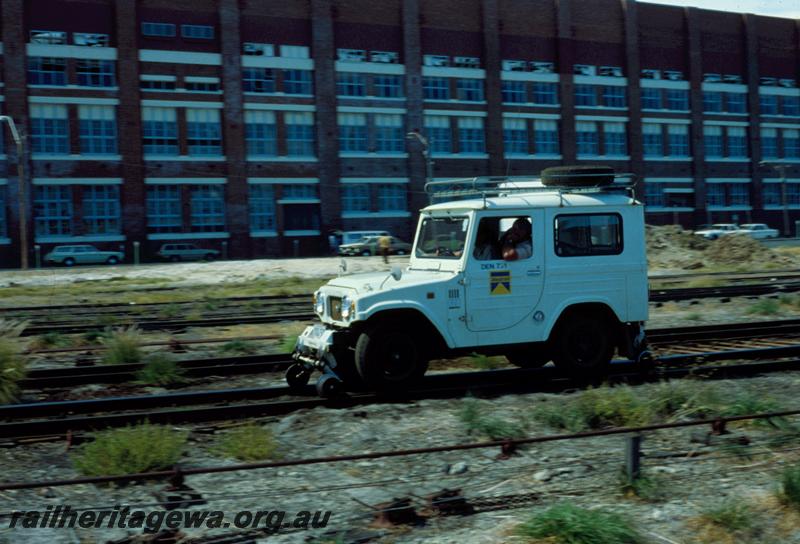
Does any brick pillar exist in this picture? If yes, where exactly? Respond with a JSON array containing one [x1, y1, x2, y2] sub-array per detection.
[[2, 0, 31, 267], [685, 7, 708, 226], [115, 0, 146, 249], [403, 0, 428, 214], [555, 0, 576, 163], [744, 13, 762, 221], [311, 0, 341, 244], [482, 0, 504, 175], [622, 0, 643, 196], [219, 0, 249, 258]]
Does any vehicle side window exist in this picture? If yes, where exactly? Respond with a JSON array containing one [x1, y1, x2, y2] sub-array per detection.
[[554, 213, 623, 257], [473, 216, 533, 261]]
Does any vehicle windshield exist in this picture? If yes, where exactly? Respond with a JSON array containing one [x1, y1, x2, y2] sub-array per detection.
[[414, 216, 469, 259]]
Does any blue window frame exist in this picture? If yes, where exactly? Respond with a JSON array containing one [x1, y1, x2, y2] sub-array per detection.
[[28, 57, 67, 85], [501, 81, 526, 103], [533, 82, 558, 105], [782, 96, 800, 117], [726, 93, 746, 113], [336, 72, 366, 97], [245, 111, 277, 156], [641, 88, 662, 110], [243, 69, 275, 93], [576, 122, 598, 155], [82, 185, 121, 234], [760, 94, 778, 115], [602, 86, 626, 108], [146, 185, 182, 233], [141, 22, 176, 37], [79, 105, 117, 155], [30, 105, 69, 154], [456, 79, 484, 101], [574, 85, 597, 107], [249, 185, 276, 231], [190, 185, 226, 232], [425, 116, 452, 154], [503, 119, 528, 155], [285, 112, 315, 156], [34, 185, 73, 236], [423, 77, 449, 100], [181, 25, 214, 39], [533, 120, 559, 155], [283, 70, 313, 95], [374, 75, 403, 98], [341, 184, 370, 213], [77, 60, 116, 87], [666, 89, 689, 110], [703, 92, 722, 113], [186, 109, 222, 156]]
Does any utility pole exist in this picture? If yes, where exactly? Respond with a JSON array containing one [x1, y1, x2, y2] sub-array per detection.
[[0, 116, 26, 269], [406, 130, 433, 201]]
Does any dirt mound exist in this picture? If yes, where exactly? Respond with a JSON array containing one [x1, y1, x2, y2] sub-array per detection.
[[705, 233, 795, 267]]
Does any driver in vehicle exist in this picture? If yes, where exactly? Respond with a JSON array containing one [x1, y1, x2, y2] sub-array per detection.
[[500, 218, 532, 261], [473, 221, 500, 260]]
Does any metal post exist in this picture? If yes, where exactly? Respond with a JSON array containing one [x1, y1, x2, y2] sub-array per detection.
[[34, 244, 41, 269], [407, 130, 433, 202], [221, 240, 228, 260], [0, 117, 26, 269], [133, 241, 140, 265], [625, 434, 642, 482]]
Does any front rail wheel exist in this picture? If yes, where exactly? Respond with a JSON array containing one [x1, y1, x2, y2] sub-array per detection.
[[552, 314, 613, 377], [355, 324, 428, 389], [285, 363, 311, 391]]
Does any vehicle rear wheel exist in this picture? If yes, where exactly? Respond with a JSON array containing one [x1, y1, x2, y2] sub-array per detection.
[[506, 348, 550, 368], [361, 250, 371, 256], [63, 258, 75, 267], [355, 323, 428, 389], [316, 374, 344, 398], [169, 255, 181, 262], [551, 314, 614, 376], [106, 256, 119, 265]]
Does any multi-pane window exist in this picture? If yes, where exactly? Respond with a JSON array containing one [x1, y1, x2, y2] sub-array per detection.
[[726, 93, 746, 113], [425, 115, 451, 154], [336, 73, 366, 97], [79, 105, 117, 155], [283, 70, 313, 95], [30, 105, 69, 154], [374, 75, 403, 98], [763, 183, 783, 207], [146, 185, 182, 233], [667, 89, 689, 110], [28, 57, 67, 85], [140, 77, 176, 91], [644, 182, 666, 207], [703, 125, 723, 157], [142, 22, 176, 37], [576, 121, 599, 155], [783, 96, 800, 117], [456, 79, 484, 101], [244, 110, 276, 156], [377, 184, 406, 211], [243, 69, 275, 93], [0, 187, 6, 238], [82, 185, 120, 234], [727, 126, 748, 157], [790, 183, 800, 206], [642, 123, 663, 157], [457, 117, 485, 154], [285, 112, 315, 156], [181, 25, 214, 39], [533, 120, 559, 155], [142, 107, 178, 155], [641, 88, 662, 110], [186, 109, 222, 156], [341, 184, 370, 213], [185, 80, 220, 92], [729, 183, 749, 206], [667, 124, 690, 157], [783, 129, 800, 159], [338, 113, 367, 152], [375, 114, 404, 153], [34, 185, 72, 236], [602, 86, 626, 108], [190, 185, 225, 232], [707, 183, 750, 208], [502, 81, 526, 103], [761, 128, 778, 158], [603, 122, 627, 156], [249, 184, 276, 231], [76, 60, 116, 87], [533, 82, 558, 105], [503, 118, 528, 155], [760, 94, 779, 115], [423, 77, 449, 100], [706, 183, 725, 207], [703, 92, 723, 112], [574, 85, 597, 107], [554, 214, 622, 257]]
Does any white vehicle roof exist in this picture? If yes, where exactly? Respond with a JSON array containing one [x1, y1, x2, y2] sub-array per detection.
[[423, 191, 637, 213]]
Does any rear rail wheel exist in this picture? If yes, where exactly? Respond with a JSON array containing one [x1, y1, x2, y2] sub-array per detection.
[[316, 374, 344, 398], [285, 363, 311, 391], [354, 323, 428, 389], [551, 314, 614, 377]]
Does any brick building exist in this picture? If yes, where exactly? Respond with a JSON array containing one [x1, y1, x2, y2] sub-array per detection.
[[0, 0, 799, 266]]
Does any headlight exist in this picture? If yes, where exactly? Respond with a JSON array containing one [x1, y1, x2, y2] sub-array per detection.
[[314, 292, 325, 315], [341, 295, 356, 320]]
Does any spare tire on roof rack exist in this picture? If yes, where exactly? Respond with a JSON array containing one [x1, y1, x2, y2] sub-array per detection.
[[540, 165, 615, 188]]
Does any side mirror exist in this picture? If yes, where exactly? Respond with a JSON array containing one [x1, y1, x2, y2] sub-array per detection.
[[390, 265, 402, 281]]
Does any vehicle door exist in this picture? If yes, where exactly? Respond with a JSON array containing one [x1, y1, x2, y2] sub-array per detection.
[[72, 246, 89, 264], [463, 212, 545, 331]]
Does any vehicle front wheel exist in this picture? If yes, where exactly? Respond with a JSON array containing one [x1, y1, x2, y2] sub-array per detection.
[[63, 258, 75, 267], [355, 323, 428, 389], [106, 256, 119, 265], [551, 314, 614, 377]]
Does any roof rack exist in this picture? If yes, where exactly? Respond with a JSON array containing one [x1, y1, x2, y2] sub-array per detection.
[[424, 173, 638, 204]]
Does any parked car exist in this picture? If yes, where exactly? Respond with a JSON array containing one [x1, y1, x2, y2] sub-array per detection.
[[340, 230, 390, 246], [738, 223, 780, 239], [156, 243, 220, 262], [339, 236, 412, 256], [44, 245, 124, 266], [694, 223, 740, 240]]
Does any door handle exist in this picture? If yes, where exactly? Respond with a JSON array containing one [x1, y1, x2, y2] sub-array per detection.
[[527, 268, 542, 276]]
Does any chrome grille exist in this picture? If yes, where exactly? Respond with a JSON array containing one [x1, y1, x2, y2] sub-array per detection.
[[329, 297, 343, 320]]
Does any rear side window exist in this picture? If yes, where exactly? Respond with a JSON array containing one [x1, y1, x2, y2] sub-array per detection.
[[554, 213, 622, 257]]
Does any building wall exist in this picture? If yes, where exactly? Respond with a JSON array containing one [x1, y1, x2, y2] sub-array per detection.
[[1, 0, 800, 267]]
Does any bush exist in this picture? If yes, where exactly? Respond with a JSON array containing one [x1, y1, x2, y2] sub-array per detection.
[[72, 423, 187, 476], [701, 501, 757, 533], [30, 332, 71, 350], [459, 399, 527, 440], [746, 298, 781, 316], [135, 354, 186, 386], [214, 423, 279, 461], [515, 503, 644, 544], [780, 465, 800, 508], [0, 320, 27, 404], [101, 326, 143, 365]]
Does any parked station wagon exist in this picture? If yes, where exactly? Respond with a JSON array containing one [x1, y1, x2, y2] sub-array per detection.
[[44, 245, 124, 266], [156, 243, 220, 262]]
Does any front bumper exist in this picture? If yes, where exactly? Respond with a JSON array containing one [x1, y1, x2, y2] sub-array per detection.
[[293, 323, 343, 370]]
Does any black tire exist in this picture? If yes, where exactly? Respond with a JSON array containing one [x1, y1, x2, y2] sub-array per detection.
[[316, 374, 343, 398], [169, 255, 181, 262], [541, 165, 615, 188], [551, 314, 614, 376], [106, 256, 119, 265], [285, 363, 311, 391], [63, 258, 75, 267], [506, 349, 550, 368], [355, 323, 428, 389], [361, 250, 371, 256]]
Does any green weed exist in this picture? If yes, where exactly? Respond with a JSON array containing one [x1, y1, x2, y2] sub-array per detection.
[[101, 326, 143, 365], [135, 354, 186, 386], [515, 503, 644, 544], [459, 398, 527, 440], [214, 423, 279, 461]]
